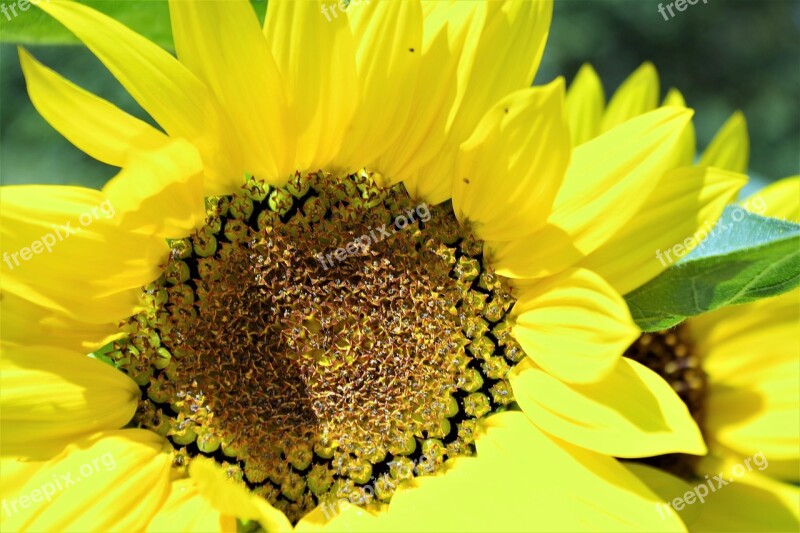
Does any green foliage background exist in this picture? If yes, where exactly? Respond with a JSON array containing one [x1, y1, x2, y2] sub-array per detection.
[[0, 0, 797, 191]]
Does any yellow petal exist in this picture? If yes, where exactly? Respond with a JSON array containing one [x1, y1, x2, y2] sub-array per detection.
[[409, 0, 553, 204], [1, 346, 139, 460], [577, 166, 746, 295], [741, 176, 800, 222], [372, 4, 473, 185], [689, 290, 799, 479], [663, 88, 697, 167], [511, 357, 707, 457], [624, 463, 700, 527], [18, 47, 169, 168], [488, 107, 693, 279], [510, 268, 640, 383], [169, 0, 295, 184], [0, 291, 123, 353], [102, 139, 205, 239], [189, 458, 292, 532], [699, 111, 749, 173], [691, 457, 798, 532], [454, 79, 569, 241], [1, 430, 172, 532], [296, 502, 381, 533], [37, 0, 241, 193], [0, 184, 166, 324], [0, 458, 46, 502], [264, 0, 357, 174], [146, 479, 238, 533], [600, 62, 659, 133], [330, 0, 422, 172], [368, 412, 686, 532], [565, 63, 605, 146]]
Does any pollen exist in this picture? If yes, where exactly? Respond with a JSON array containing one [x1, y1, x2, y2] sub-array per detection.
[[113, 172, 522, 522]]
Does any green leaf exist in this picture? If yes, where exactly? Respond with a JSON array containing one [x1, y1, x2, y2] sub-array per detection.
[[0, 0, 267, 49], [625, 205, 800, 331]]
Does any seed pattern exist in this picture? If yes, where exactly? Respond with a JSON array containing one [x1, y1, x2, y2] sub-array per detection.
[[114, 172, 523, 523]]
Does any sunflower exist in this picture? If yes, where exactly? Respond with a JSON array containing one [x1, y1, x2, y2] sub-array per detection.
[[1, 1, 746, 531], [623, 177, 800, 532]]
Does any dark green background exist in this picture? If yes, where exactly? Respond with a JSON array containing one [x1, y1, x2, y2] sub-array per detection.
[[1, 0, 798, 193]]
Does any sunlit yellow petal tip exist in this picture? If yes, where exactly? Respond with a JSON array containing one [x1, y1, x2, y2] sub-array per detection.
[[663, 87, 686, 108], [455, 78, 569, 241], [18, 46, 169, 168], [1, 346, 139, 460], [579, 165, 747, 295], [742, 175, 800, 222], [511, 357, 708, 457], [662, 87, 696, 166], [699, 110, 749, 173], [189, 457, 292, 532], [510, 268, 640, 383], [36, 0, 243, 193], [565, 63, 605, 146], [600, 61, 660, 133], [487, 106, 694, 281]]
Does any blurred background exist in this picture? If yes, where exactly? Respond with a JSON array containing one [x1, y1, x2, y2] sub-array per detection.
[[1, 0, 798, 192]]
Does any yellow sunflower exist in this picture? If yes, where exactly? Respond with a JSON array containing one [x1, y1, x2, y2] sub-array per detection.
[[1, 1, 747, 531], [624, 177, 800, 532]]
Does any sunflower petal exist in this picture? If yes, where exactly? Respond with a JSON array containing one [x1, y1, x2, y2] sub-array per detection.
[[624, 463, 701, 527], [699, 111, 749, 173], [330, 0, 422, 172], [147, 479, 238, 533], [102, 139, 205, 239], [1, 346, 140, 461], [372, 4, 473, 185], [169, 0, 295, 184], [510, 268, 639, 383], [409, 0, 553, 204], [692, 291, 800, 471], [1, 430, 172, 532], [37, 0, 241, 192], [511, 357, 707, 457], [742, 176, 800, 222], [600, 62, 659, 133], [488, 107, 693, 279], [454, 79, 569, 241], [18, 47, 169, 168], [1, 185, 166, 324], [577, 166, 746, 295], [189, 458, 292, 532], [565, 63, 605, 146], [264, 0, 357, 174], [662, 88, 696, 166], [0, 291, 123, 353], [664, 457, 799, 532], [372, 412, 686, 532]]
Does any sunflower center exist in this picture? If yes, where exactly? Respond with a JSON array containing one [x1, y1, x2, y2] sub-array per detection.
[[625, 324, 708, 479], [114, 172, 523, 522]]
